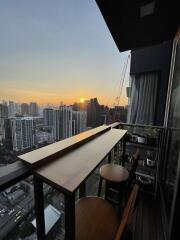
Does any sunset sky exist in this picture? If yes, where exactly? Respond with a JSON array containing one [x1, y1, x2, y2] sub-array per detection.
[[0, 0, 130, 107]]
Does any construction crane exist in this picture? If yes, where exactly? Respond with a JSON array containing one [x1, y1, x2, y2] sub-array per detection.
[[115, 54, 130, 107]]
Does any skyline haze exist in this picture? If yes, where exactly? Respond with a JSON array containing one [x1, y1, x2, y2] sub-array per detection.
[[0, 0, 130, 107]]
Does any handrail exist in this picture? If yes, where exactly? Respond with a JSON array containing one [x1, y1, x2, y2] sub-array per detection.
[[0, 161, 30, 191], [110, 122, 121, 128], [115, 122, 164, 129], [18, 125, 111, 169], [0, 124, 113, 191]]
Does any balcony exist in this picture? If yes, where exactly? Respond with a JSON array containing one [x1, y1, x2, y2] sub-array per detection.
[[0, 1, 179, 240], [0, 123, 166, 240]]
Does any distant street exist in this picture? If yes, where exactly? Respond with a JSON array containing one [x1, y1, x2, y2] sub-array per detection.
[[0, 194, 34, 240]]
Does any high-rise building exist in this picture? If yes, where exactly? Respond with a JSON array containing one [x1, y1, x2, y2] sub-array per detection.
[[53, 110, 61, 141], [4, 119, 12, 149], [2, 100, 8, 105], [14, 102, 21, 115], [109, 106, 127, 123], [53, 106, 72, 141], [10, 117, 36, 152], [87, 98, 107, 127], [29, 102, 39, 116], [43, 108, 54, 129], [72, 111, 87, 135], [72, 101, 89, 111], [0, 104, 8, 144], [8, 101, 15, 117], [21, 103, 29, 116], [60, 106, 72, 139], [36, 130, 54, 145], [8, 101, 21, 117], [0, 104, 8, 118]]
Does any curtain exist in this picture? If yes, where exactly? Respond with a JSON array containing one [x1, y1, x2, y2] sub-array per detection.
[[127, 72, 158, 125]]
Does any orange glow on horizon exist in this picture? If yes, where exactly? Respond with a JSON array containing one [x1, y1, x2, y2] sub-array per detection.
[[80, 98, 86, 103], [0, 88, 128, 107]]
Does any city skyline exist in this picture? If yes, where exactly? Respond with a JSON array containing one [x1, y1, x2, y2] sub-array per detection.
[[0, 0, 130, 107], [0, 97, 129, 108], [0, 97, 127, 153]]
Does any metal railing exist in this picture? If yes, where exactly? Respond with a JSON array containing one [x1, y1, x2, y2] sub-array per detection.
[[0, 122, 166, 240]]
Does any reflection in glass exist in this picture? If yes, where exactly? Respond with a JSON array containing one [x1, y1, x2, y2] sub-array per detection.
[[164, 41, 180, 220]]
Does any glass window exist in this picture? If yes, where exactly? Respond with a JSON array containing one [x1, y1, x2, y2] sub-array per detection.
[[164, 40, 180, 220]]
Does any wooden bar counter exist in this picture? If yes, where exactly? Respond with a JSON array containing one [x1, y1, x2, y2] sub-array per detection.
[[19, 127, 127, 240]]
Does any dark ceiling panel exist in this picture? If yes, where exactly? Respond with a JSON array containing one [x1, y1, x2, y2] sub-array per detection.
[[96, 0, 179, 51]]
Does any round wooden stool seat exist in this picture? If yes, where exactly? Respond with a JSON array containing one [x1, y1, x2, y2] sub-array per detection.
[[100, 164, 129, 183], [76, 196, 119, 240]]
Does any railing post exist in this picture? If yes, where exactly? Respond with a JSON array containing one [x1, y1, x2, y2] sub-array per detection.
[[65, 193, 75, 240], [33, 175, 46, 240], [108, 151, 112, 163], [122, 136, 126, 166], [79, 181, 86, 198]]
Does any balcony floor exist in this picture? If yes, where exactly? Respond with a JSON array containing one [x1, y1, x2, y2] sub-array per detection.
[[133, 193, 164, 240]]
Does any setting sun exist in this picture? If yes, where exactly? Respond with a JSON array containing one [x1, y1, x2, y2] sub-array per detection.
[[80, 98, 86, 103]]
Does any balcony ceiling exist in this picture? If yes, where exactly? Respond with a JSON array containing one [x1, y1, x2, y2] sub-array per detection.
[[96, 0, 179, 51]]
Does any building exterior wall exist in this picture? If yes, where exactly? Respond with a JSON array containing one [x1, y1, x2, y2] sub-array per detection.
[[53, 106, 73, 141], [29, 102, 39, 116], [130, 40, 172, 125], [0, 104, 8, 144], [21, 103, 29, 116], [87, 98, 106, 127], [43, 108, 54, 129], [10, 117, 36, 152], [72, 111, 87, 135]]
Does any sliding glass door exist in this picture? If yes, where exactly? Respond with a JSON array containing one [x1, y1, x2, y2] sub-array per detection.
[[162, 30, 180, 239]]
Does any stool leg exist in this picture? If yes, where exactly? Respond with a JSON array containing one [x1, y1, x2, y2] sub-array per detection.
[[97, 177, 103, 196], [118, 183, 125, 216], [105, 181, 109, 200]]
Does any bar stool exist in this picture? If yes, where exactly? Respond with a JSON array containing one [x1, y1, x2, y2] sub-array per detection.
[[76, 184, 139, 240], [97, 149, 140, 208]]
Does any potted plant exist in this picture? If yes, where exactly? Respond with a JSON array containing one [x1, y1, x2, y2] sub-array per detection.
[[145, 127, 158, 146]]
